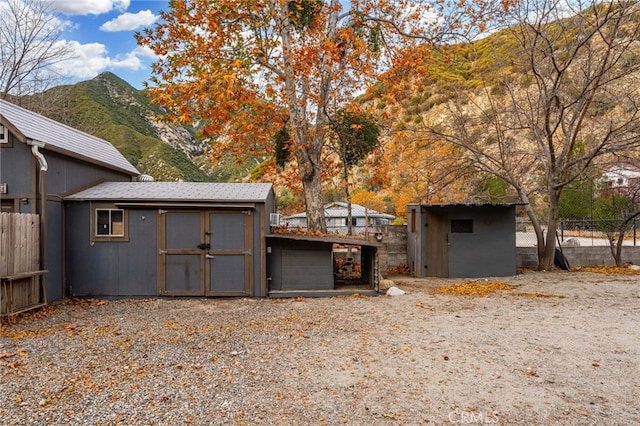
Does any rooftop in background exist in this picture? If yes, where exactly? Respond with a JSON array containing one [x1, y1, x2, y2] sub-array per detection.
[[285, 202, 395, 220]]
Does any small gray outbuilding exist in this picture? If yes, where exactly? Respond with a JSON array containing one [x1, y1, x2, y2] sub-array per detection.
[[64, 181, 275, 298], [266, 234, 380, 297], [406, 203, 518, 278]]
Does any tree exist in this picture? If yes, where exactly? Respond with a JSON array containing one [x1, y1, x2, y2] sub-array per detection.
[[0, 0, 71, 98], [137, 0, 507, 232], [327, 109, 379, 234], [410, 0, 640, 269]]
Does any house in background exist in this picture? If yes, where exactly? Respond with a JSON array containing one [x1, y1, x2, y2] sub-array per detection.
[[407, 203, 518, 278], [1, 99, 139, 303], [283, 202, 395, 234], [601, 162, 640, 200]]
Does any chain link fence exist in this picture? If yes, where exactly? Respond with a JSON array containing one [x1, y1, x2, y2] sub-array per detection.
[[516, 218, 639, 247]]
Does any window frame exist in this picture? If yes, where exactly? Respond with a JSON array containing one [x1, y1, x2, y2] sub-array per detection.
[[451, 219, 474, 234], [91, 203, 129, 242], [0, 125, 13, 147]]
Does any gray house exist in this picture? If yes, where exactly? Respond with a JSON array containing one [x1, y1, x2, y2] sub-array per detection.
[[64, 182, 275, 298], [407, 203, 517, 278], [284, 202, 395, 234], [1, 99, 139, 302]]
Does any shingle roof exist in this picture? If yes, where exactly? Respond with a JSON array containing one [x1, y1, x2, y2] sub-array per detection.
[[0, 99, 139, 175], [285, 201, 395, 219], [65, 182, 274, 202]]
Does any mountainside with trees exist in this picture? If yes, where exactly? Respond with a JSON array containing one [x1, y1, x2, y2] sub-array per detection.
[[15, 72, 215, 182], [371, 0, 640, 269]]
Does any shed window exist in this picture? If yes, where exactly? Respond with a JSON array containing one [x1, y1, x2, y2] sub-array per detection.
[[92, 204, 129, 241], [451, 219, 473, 233]]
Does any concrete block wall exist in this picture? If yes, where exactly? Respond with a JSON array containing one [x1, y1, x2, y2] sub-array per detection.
[[375, 225, 640, 272], [366, 225, 408, 273], [517, 246, 640, 268]]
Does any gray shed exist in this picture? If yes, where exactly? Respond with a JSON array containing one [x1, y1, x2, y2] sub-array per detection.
[[407, 203, 517, 278], [64, 182, 275, 298], [266, 234, 380, 297]]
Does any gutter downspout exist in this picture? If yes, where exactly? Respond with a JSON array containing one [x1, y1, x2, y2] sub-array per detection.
[[28, 141, 48, 303]]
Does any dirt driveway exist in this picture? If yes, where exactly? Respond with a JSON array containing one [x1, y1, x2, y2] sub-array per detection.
[[1, 270, 639, 425]]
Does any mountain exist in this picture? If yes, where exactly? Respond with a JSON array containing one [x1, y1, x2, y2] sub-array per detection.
[[19, 72, 213, 182]]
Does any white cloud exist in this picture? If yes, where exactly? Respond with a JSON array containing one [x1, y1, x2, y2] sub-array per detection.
[[51, 39, 149, 79], [134, 44, 160, 60], [50, 0, 130, 16], [100, 10, 157, 32]]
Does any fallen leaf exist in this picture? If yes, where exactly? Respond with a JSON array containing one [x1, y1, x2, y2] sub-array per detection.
[[435, 282, 514, 296]]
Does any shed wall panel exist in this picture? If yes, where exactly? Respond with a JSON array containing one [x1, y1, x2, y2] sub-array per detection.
[[281, 249, 333, 290], [65, 203, 157, 296], [266, 238, 335, 291], [447, 206, 516, 278]]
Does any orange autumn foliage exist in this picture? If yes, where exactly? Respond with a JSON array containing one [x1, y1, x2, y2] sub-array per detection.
[[137, 1, 508, 229]]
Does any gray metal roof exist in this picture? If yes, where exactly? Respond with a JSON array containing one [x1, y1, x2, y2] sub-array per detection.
[[267, 233, 381, 247], [0, 99, 139, 175], [285, 202, 395, 220], [408, 202, 523, 207], [65, 182, 274, 202]]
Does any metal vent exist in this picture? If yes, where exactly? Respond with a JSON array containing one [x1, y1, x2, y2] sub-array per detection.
[[137, 174, 154, 182]]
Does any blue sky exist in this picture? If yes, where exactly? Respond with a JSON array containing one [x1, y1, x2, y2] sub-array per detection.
[[49, 0, 169, 89]]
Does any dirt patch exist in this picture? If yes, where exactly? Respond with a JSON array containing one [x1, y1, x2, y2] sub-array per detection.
[[1, 270, 639, 424]]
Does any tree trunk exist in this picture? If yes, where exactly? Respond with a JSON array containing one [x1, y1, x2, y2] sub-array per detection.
[[297, 148, 326, 232], [540, 188, 561, 270], [518, 189, 547, 268]]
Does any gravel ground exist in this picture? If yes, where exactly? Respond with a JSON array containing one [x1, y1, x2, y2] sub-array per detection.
[[1, 270, 639, 425]]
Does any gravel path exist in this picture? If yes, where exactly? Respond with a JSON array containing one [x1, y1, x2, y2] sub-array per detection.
[[1, 270, 639, 425]]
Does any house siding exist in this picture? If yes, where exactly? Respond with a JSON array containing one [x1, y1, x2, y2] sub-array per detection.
[[46, 151, 131, 194], [0, 140, 33, 198], [1, 138, 134, 301]]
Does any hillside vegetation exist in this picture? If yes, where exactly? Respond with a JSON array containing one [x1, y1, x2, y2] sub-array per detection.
[[20, 72, 213, 182]]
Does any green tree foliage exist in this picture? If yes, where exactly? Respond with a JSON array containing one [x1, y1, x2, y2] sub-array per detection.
[[330, 110, 380, 167]]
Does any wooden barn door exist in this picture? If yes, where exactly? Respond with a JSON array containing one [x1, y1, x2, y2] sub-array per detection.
[[206, 210, 252, 296], [158, 209, 253, 296], [426, 211, 449, 277], [158, 210, 205, 296]]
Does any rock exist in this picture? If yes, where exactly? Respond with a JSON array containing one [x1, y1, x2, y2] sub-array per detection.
[[563, 237, 581, 247], [629, 264, 640, 271], [386, 286, 406, 296], [379, 279, 395, 291]]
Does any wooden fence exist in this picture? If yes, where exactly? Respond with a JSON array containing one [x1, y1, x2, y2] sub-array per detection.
[[1, 212, 47, 316]]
